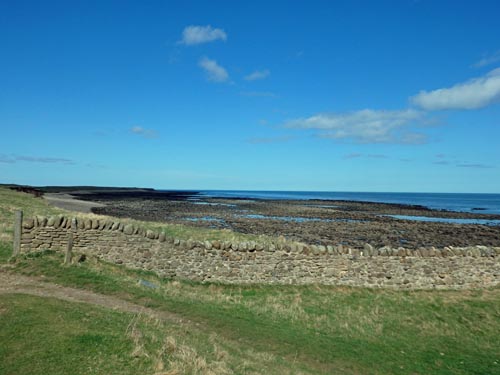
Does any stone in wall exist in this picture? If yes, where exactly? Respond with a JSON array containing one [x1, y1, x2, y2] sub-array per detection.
[[18, 215, 500, 289]]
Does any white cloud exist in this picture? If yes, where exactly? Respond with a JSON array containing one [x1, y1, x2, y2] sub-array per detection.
[[180, 25, 227, 45], [285, 109, 425, 144], [131, 126, 159, 139], [198, 57, 229, 82], [473, 50, 500, 68], [411, 68, 500, 110], [244, 69, 270, 81]]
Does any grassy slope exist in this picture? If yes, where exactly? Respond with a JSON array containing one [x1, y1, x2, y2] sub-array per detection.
[[0, 187, 64, 243], [0, 293, 253, 375], [1, 187, 499, 374]]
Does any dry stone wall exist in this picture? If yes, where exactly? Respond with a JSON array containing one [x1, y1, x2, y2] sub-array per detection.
[[20, 215, 500, 289]]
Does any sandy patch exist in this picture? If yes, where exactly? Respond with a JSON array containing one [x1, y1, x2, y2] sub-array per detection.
[[44, 193, 106, 213]]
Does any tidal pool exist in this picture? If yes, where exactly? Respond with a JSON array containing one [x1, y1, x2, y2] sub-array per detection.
[[183, 216, 227, 224], [240, 214, 360, 223], [385, 214, 500, 226]]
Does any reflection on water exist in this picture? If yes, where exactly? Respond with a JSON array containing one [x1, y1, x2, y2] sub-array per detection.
[[306, 204, 339, 208], [183, 216, 227, 224], [240, 214, 361, 223], [191, 202, 237, 207], [386, 215, 500, 226]]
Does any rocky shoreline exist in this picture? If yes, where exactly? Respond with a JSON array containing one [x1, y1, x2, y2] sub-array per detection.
[[60, 189, 500, 249]]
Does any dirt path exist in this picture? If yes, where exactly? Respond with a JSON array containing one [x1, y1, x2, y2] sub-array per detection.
[[44, 193, 106, 213], [0, 269, 329, 373], [0, 269, 183, 323]]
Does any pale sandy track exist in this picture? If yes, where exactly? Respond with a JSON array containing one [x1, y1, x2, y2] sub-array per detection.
[[43, 193, 106, 213], [0, 269, 183, 323]]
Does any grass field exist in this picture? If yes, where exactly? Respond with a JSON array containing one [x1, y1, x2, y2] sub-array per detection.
[[1, 187, 499, 374]]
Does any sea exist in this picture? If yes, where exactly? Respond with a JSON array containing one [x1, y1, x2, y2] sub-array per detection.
[[196, 190, 500, 215]]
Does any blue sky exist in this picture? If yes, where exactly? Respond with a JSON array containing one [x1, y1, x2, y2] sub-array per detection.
[[1, 0, 499, 192]]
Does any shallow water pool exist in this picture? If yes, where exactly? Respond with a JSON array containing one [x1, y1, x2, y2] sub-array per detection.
[[240, 214, 360, 223], [385, 214, 500, 226]]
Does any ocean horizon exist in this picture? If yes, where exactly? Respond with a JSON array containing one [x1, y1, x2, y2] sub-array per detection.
[[186, 190, 500, 215]]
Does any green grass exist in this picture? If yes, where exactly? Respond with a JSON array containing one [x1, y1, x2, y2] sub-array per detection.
[[0, 294, 150, 375], [0, 293, 251, 375], [0, 241, 12, 262], [0, 187, 64, 243], [5, 250, 500, 375]]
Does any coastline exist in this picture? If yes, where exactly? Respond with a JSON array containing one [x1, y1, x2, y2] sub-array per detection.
[[199, 190, 500, 214], [39, 186, 500, 249], [7, 184, 498, 249]]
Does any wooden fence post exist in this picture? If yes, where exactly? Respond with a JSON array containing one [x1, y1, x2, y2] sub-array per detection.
[[12, 210, 23, 256]]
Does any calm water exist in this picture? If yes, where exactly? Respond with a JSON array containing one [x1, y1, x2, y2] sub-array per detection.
[[241, 214, 361, 223], [197, 190, 500, 215], [385, 215, 500, 226]]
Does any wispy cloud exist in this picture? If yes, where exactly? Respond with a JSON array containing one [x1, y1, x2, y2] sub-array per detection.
[[432, 154, 493, 168], [16, 156, 75, 164], [410, 68, 500, 110], [285, 65, 500, 147], [199, 57, 229, 82], [472, 50, 500, 68], [131, 126, 159, 139], [240, 91, 277, 98], [0, 154, 75, 164], [457, 163, 494, 169], [285, 109, 426, 144], [247, 135, 294, 144], [179, 25, 227, 46], [244, 69, 270, 81], [0, 155, 15, 163]]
